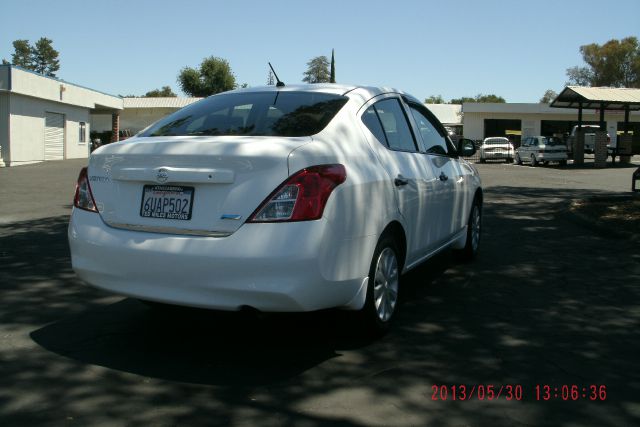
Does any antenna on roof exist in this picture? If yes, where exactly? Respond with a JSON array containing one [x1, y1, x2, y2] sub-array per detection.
[[268, 62, 285, 88]]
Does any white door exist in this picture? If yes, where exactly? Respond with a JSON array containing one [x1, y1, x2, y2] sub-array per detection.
[[360, 97, 436, 265], [406, 103, 462, 243], [44, 112, 65, 160]]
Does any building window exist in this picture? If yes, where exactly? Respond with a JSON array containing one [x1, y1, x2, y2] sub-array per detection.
[[79, 122, 86, 143]]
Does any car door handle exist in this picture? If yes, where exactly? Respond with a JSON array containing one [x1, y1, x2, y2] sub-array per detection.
[[394, 176, 409, 187], [439, 172, 449, 182]]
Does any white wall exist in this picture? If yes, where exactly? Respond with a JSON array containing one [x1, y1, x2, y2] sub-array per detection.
[[8, 93, 90, 165], [463, 107, 637, 143], [90, 114, 112, 133], [0, 93, 8, 165], [10, 67, 121, 111]]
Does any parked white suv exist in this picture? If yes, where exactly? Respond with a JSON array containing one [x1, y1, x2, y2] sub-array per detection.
[[515, 136, 568, 166], [68, 84, 482, 334]]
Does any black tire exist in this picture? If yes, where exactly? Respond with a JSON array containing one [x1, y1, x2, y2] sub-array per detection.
[[358, 234, 401, 335], [515, 153, 522, 165], [530, 154, 537, 167], [506, 157, 513, 163], [559, 160, 567, 166], [456, 199, 482, 262]]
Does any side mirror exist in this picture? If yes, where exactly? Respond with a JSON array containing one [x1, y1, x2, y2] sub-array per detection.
[[458, 138, 476, 157]]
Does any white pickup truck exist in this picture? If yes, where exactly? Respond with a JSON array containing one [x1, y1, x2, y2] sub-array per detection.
[[568, 125, 613, 154]]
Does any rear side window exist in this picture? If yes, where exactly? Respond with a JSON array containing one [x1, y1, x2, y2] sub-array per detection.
[[361, 107, 388, 145], [140, 92, 348, 138], [361, 98, 417, 152]]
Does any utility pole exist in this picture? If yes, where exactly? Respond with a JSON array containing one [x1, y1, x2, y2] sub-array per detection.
[[330, 49, 336, 83], [267, 69, 275, 86]]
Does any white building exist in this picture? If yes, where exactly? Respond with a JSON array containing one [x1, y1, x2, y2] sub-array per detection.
[[462, 102, 640, 148], [425, 103, 462, 134], [0, 65, 122, 167]]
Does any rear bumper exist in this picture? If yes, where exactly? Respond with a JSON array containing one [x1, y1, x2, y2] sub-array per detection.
[[68, 209, 374, 312], [536, 153, 568, 162], [481, 151, 513, 159]]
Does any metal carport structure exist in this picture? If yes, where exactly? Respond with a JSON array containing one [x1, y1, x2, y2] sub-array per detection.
[[550, 86, 640, 166]]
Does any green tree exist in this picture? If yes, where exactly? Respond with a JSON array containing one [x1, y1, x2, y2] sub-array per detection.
[[9, 39, 33, 68], [566, 36, 640, 88], [424, 95, 445, 103], [449, 94, 505, 104], [31, 38, 60, 77], [3, 38, 60, 77], [539, 89, 558, 103], [330, 49, 336, 83], [302, 56, 330, 83], [449, 96, 476, 104], [565, 66, 592, 86], [144, 86, 177, 97], [474, 94, 506, 103], [178, 56, 236, 97]]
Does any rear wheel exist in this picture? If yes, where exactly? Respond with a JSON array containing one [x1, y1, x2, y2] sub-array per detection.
[[456, 199, 482, 261], [359, 235, 401, 335]]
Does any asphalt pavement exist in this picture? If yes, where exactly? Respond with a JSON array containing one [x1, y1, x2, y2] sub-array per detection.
[[1, 158, 639, 426]]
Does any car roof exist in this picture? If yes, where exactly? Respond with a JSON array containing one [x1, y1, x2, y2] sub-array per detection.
[[227, 84, 414, 102]]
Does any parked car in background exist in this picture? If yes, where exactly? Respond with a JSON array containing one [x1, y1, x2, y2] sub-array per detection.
[[479, 137, 514, 163], [568, 125, 610, 154], [69, 84, 483, 335], [515, 136, 568, 166]]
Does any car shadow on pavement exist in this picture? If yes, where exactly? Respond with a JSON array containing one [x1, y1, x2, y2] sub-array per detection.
[[1, 183, 639, 426]]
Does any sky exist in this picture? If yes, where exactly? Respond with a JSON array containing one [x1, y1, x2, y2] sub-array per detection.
[[2, 0, 639, 103]]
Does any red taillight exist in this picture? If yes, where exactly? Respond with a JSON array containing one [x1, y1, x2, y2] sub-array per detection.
[[73, 167, 98, 212], [248, 164, 346, 222]]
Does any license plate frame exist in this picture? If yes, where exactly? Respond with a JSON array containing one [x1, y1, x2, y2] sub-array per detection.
[[140, 185, 195, 220]]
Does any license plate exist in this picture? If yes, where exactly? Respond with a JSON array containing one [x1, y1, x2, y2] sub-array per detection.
[[140, 185, 194, 220]]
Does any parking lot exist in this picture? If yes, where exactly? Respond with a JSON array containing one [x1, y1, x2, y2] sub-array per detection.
[[1, 159, 639, 426]]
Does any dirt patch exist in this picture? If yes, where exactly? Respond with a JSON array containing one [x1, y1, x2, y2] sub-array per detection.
[[569, 194, 640, 240]]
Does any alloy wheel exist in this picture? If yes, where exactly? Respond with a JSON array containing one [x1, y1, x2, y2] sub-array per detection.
[[373, 247, 399, 322], [471, 205, 481, 252]]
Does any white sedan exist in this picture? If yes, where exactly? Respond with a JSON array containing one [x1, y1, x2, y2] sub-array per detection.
[[69, 84, 482, 334], [479, 137, 514, 163]]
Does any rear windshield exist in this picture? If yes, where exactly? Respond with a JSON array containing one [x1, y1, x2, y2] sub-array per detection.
[[485, 138, 509, 145], [139, 91, 348, 138], [541, 137, 564, 146]]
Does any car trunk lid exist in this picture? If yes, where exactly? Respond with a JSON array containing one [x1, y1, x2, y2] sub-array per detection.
[[87, 136, 310, 236]]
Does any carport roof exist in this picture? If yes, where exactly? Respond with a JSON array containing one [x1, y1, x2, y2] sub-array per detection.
[[550, 86, 640, 110]]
